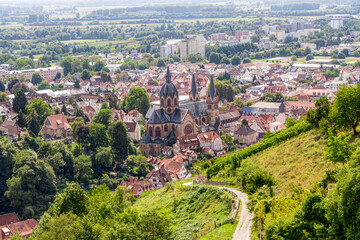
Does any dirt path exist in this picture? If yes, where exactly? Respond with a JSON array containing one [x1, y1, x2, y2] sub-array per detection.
[[183, 182, 252, 240]]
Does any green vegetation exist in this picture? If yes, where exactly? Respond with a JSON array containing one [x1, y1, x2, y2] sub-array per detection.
[[30, 181, 234, 240], [132, 182, 233, 240]]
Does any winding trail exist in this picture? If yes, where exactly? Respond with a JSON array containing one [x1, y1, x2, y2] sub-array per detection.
[[183, 182, 252, 240]]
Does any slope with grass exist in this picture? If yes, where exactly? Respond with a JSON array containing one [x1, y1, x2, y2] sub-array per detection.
[[132, 182, 235, 240], [212, 129, 337, 194], [245, 129, 333, 194]]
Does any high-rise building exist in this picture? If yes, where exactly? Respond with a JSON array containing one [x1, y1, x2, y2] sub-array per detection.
[[160, 40, 181, 58], [330, 17, 344, 29], [179, 34, 206, 60]]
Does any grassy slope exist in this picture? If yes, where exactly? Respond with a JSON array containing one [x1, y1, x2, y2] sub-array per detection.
[[132, 181, 235, 240], [246, 129, 333, 194]]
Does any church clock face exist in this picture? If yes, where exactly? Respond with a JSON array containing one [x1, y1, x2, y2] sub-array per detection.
[[167, 108, 171, 113]]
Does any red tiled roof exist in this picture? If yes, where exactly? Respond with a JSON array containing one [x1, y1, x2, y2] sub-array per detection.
[[43, 113, 71, 130], [0, 213, 19, 226]]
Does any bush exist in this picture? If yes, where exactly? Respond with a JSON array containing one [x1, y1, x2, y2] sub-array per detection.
[[206, 121, 312, 178]]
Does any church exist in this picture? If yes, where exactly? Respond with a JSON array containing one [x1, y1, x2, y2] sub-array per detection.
[[140, 67, 221, 156]]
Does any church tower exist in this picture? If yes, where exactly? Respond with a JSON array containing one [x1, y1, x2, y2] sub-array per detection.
[[189, 74, 200, 102], [159, 67, 179, 115], [206, 76, 219, 126]]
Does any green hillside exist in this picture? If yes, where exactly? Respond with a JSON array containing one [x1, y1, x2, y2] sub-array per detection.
[[244, 129, 333, 194], [132, 182, 235, 240]]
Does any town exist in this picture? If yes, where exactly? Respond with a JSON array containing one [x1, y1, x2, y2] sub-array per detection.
[[0, 1, 360, 239]]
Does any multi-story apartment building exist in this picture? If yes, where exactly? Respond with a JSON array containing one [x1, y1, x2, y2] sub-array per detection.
[[179, 34, 206, 60], [0, 66, 64, 80], [160, 40, 181, 58], [235, 31, 251, 43]]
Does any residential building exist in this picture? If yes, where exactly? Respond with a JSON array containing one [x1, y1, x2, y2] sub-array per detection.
[[0, 212, 38, 239], [179, 34, 206, 60], [120, 176, 153, 196], [41, 113, 71, 139], [124, 121, 141, 141], [235, 31, 251, 43], [234, 126, 257, 145], [197, 132, 223, 153], [0, 66, 63, 80], [146, 168, 172, 189]]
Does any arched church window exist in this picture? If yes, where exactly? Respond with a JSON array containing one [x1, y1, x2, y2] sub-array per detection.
[[161, 99, 164, 106], [167, 99, 171, 107], [149, 127, 153, 137], [165, 125, 168, 131], [174, 98, 177, 105], [155, 127, 161, 137]]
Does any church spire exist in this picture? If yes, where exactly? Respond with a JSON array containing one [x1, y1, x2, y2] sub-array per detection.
[[208, 76, 216, 102], [190, 74, 197, 100], [166, 66, 171, 83]]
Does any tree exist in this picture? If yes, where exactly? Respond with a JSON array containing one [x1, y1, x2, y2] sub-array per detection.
[[32, 73, 43, 85], [108, 121, 130, 160], [37, 81, 50, 90], [269, 34, 276, 41], [73, 155, 93, 185], [70, 117, 85, 144], [94, 147, 113, 173], [0, 92, 8, 102], [89, 122, 109, 151], [93, 108, 112, 128], [26, 97, 52, 136], [52, 182, 89, 216], [0, 81, 5, 92], [61, 104, 68, 115], [231, 55, 241, 65], [241, 118, 249, 126], [326, 166, 360, 239], [81, 69, 92, 80], [26, 109, 41, 136], [5, 150, 56, 218], [330, 85, 360, 135], [209, 52, 221, 64], [157, 59, 166, 67], [324, 132, 353, 165], [17, 109, 26, 128], [60, 56, 73, 76], [55, 72, 61, 79], [93, 60, 105, 72], [221, 133, 234, 146], [243, 58, 251, 64], [125, 87, 150, 116], [0, 138, 16, 213], [12, 88, 27, 113], [76, 126, 90, 152], [100, 71, 109, 82], [139, 210, 172, 240], [74, 79, 81, 88], [304, 46, 311, 56], [306, 54, 314, 61]]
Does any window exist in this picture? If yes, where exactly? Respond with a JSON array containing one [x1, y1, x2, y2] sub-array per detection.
[[184, 124, 193, 134], [165, 125, 168, 131], [174, 98, 177, 105], [155, 127, 161, 137], [167, 99, 171, 107], [161, 99, 164, 106], [149, 127, 153, 137], [208, 105, 211, 109]]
